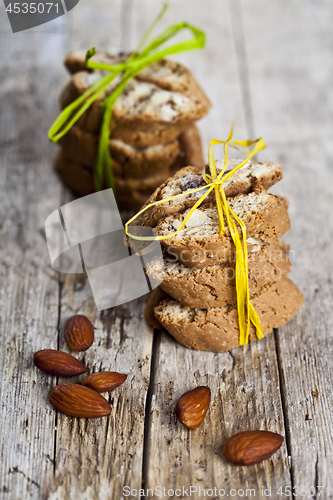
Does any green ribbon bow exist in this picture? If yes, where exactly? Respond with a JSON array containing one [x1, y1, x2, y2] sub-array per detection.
[[48, 4, 206, 192]]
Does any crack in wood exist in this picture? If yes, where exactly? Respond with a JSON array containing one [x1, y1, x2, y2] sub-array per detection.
[[228, 0, 255, 138], [274, 328, 295, 499], [142, 329, 161, 489]]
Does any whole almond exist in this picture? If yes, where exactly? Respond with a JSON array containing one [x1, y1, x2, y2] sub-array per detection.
[[223, 430, 284, 465], [34, 350, 87, 376], [175, 386, 211, 429], [82, 372, 127, 393], [64, 315, 94, 352], [49, 383, 111, 418]]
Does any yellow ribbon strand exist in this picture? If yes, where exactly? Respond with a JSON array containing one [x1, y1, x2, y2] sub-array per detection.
[[125, 124, 266, 345]]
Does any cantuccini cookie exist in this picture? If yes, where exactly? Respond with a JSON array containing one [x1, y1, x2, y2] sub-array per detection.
[[58, 123, 203, 179], [132, 160, 283, 228], [154, 277, 304, 352], [64, 50, 211, 100], [64, 50, 126, 74], [54, 151, 94, 197], [144, 286, 170, 329], [58, 125, 180, 176], [54, 123, 204, 208], [153, 190, 290, 268], [146, 240, 291, 308], [60, 57, 210, 147], [55, 150, 171, 205]]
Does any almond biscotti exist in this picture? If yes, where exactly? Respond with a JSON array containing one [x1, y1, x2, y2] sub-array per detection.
[[205, 159, 283, 197], [144, 286, 170, 329], [152, 190, 290, 268], [132, 160, 283, 228], [55, 151, 171, 203], [64, 50, 211, 101], [59, 125, 180, 176], [146, 240, 291, 308], [54, 154, 165, 210], [64, 50, 126, 74], [60, 58, 211, 147], [154, 277, 304, 352], [58, 123, 203, 179], [54, 124, 204, 208]]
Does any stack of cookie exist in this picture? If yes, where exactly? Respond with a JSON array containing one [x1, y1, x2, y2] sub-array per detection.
[[140, 160, 303, 352], [54, 50, 211, 210]]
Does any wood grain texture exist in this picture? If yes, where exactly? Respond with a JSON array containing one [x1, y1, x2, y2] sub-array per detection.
[[1, 0, 333, 499], [49, 2, 155, 499], [137, 1, 292, 498], [0, 1, 153, 499], [239, 0, 333, 497], [51, 277, 153, 499], [0, 10, 65, 500], [129, 0, 248, 149]]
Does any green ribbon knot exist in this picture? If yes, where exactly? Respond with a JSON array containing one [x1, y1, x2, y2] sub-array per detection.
[[48, 4, 206, 192]]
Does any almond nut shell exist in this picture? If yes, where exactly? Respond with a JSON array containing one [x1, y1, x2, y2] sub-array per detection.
[[49, 382, 111, 418], [223, 430, 284, 465], [34, 349, 87, 377], [175, 386, 211, 429], [64, 315, 94, 352], [82, 372, 127, 393]]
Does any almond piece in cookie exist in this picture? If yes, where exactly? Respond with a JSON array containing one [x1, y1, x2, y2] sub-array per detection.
[[153, 190, 290, 269], [132, 159, 283, 228]]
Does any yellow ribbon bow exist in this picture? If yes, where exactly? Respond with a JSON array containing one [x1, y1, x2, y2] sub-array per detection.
[[125, 123, 266, 345]]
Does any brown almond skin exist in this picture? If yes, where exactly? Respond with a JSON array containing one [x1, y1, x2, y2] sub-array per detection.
[[82, 372, 127, 393], [64, 315, 94, 352], [49, 383, 111, 418], [34, 350, 87, 376], [175, 386, 211, 429], [223, 430, 284, 465]]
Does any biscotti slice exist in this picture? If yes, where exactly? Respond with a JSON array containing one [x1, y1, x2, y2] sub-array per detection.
[[132, 159, 283, 228], [60, 64, 210, 146], [205, 159, 283, 197], [146, 240, 291, 308], [65, 50, 211, 100], [59, 125, 180, 175], [54, 150, 95, 197], [144, 286, 170, 329], [64, 50, 127, 74], [54, 150, 182, 210], [55, 149, 170, 192], [174, 123, 204, 170], [154, 277, 304, 352], [153, 190, 290, 268], [113, 123, 204, 178], [54, 151, 160, 209], [58, 123, 203, 179]]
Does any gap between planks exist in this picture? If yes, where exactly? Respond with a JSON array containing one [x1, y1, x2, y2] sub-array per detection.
[[132, 0, 292, 492], [229, 0, 296, 496], [228, 0, 255, 138]]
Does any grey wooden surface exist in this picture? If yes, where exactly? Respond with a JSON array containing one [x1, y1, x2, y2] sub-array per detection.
[[0, 1, 332, 499]]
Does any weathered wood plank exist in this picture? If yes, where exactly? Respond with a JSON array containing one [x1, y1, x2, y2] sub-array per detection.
[[136, 1, 292, 497], [2, 0, 333, 498], [49, 1, 155, 499], [51, 282, 153, 500], [0, 12, 65, 500], [129, 0, 249, 147], [240, 0, 333, 497]]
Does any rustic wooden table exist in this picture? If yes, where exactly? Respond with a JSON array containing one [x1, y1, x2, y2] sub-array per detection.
[[1, 1, 333, 499]]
